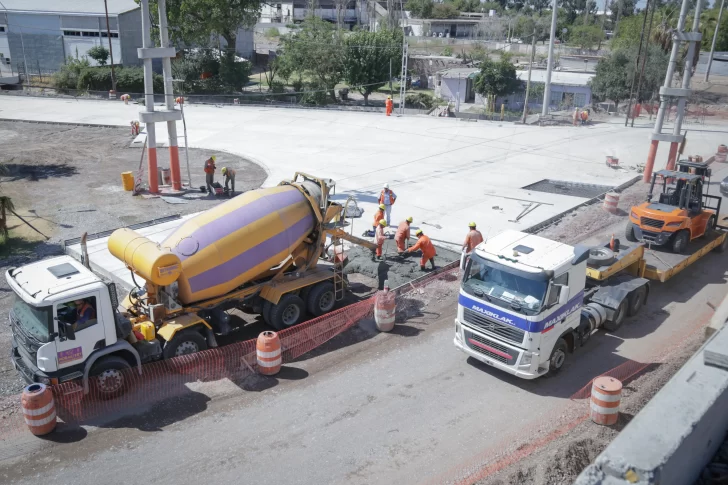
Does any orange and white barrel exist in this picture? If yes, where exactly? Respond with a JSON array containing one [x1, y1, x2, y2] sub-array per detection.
[[175, 96, 184, 105], [21, 383, 56, 436], [374, 284, 396, 332], [603, 192, 620, 214], [590, 376, 622, 426], [257, 331, 282, 375]]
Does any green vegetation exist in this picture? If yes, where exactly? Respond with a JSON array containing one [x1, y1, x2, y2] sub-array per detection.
[[265, 27, 281, 38], [172, 49, 251, 93], [342, 29, 403, 105], [406, 92, 435, 109], [87, 45, 110, 66], [52, 57, 165, 94], [473, 56, 520, 99], [568, 25, 604, 49]]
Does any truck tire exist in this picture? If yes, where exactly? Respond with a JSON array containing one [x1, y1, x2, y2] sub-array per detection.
[[671, 230, 689, 254], [307, 282, 336, 317], [587, 247, 616, 267], [627, 286, 647, 317], [603, 300, 628, 332], [90, 356, 131, 399], [625, 222, 637, 242], [270, 294, 305, 331], [262, 300, 273, 325], [162, 330, 208, 360], [546, 338, 568, 377]]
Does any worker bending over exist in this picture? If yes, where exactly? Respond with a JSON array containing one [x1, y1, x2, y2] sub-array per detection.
[[375, 219, 387, 260], [463, 222, 483, 254], [385, 96, 393, 116], [373, 203, 385, 233], [379, 183, 397, 226], [221, 166, 236, 196], [581, 109, 589, 125], [204, 155, 217, 195], [395, 217, 413, 252], [406, 229, 436, 271]]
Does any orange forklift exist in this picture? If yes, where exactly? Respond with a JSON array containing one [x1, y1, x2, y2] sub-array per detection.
[[625, 160, 722, 253]]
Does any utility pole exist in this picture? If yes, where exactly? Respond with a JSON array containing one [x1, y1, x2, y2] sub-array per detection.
[[522, 29, 537, 124], [584, 0, 590, 25], [632, 0, 656, 127], [103, 0, 117, 95], [19, 28, 28, 88], [705, 0, 726, 82], [614, 0, 623, 37], [643, 0, 700, 182], [389, 58, 393, 97], [624, 0, 650, 126], [542, 0, 558, 116]]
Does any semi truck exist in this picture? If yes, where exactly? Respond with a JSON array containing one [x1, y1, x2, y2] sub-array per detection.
[[454, 227, 727, 378], [8, 173, 374, 396]]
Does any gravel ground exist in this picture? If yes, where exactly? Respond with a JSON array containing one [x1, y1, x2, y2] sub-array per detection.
[[0, 121, 267, 397]]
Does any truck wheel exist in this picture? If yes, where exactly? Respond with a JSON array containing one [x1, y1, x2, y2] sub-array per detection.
[[587, 247, 616, 267], [625, 222, 637, 242], [262, 301, 273, 325], [307, 282, 336, 317], [671, 230, 689, 254], [546, 338, 568, 377], [90, 356, 131, 399], [627, 286, 647, 316], [162, 330, 208, 360], [603, 300, 628, 332], [270, 294, 305, 331]]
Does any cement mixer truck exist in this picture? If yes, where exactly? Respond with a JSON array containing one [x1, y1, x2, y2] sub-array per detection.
[[7, 173, 375, 396]]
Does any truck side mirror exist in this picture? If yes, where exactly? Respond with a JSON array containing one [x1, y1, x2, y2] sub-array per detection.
[[460, 251, 469, 271], [558, 286, 570, 306]]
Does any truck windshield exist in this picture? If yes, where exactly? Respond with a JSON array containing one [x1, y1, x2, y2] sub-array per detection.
[[462, 253, 548, 316], [11, 295, 52, 343]]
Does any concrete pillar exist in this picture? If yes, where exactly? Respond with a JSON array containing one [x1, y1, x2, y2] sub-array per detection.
[[140, 0, 158, 193], [158, 0, 182, 191]]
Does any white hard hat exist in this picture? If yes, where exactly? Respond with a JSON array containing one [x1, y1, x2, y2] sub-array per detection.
[[383, 183, 389, 189]]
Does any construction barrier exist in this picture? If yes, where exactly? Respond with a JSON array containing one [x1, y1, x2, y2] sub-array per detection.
[[603, 192, 620, 213], [589, 377, 622, 426], [256, 331, 282, 376], [21, 383, 56, 436]]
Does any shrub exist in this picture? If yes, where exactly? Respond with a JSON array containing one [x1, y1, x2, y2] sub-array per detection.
[[87, 45, 109, 66], [300, 83, 329, 105], [265, 27, 281, 38], [406, 92, 435, 109], [51, 57, 90, 92], [269, 80, 286, 93], [441, 46, 453, 57], [75, 66, 163, 94]]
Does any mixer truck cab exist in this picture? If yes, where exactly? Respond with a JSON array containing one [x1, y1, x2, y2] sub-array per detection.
[[7, 256, 144, 396], [453, 230, 650, 379]]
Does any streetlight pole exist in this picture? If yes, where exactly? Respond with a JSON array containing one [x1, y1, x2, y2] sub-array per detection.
[[542, 0, 558, 116], [103, 0, 117, 94], [522, 29, 537, 124], [705, 0, 725, 82]]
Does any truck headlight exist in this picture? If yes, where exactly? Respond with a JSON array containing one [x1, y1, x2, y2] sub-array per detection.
[[520, 352, 532, 366], [666, 221, 682, 227], [455, 322, 462, 341], [630, 210, 638, 220]]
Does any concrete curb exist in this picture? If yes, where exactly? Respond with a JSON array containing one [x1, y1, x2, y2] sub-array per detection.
[[574, 295, 728, 485], [705, 294, 728, 340], [0, 117, 123, 129]]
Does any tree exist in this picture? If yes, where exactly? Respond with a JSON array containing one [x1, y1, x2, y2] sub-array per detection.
[[342, 29, 403, 105], [432, 3, 460, 18], [278, 18, 345, 102], [590, 50, 631, 108], [568, 25, 605, 49], [473, 56, 521, 99], [700, 5, 728, 51], [528, 0, 551, 14], [87, 45, 110, 66], [406, 0, 434, 18], [143, 0, 261, 51]]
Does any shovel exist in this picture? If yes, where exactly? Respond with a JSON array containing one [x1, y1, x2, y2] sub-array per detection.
[[422, 221, 443, 229]]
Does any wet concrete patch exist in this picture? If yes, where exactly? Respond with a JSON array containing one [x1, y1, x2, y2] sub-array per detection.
[[345, 237, 461, 290]]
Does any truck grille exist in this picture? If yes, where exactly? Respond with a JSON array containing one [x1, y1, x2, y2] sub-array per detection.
[[463, 308, 525, 345], [640, 217, 665, 230], [465, 330, 519, 365], [10, 311, 38, 363]]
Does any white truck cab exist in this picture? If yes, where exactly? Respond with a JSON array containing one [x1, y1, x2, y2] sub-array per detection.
[[7, 256, 142, 394], [454, 230, 588, 378]]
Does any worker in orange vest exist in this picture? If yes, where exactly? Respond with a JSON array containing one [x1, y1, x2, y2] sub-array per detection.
[[379, 183, 397, 225], [375, 219, 387, 260], [221, 166, 236, 196], [385, 96, 393, 116], [373, 203, 385, 233], [204, 155, 217, 195], [406, 229, 437, 271], [463, 222, 484, 254], [395, 217, 413, 252], [580, 109, 589, 125]]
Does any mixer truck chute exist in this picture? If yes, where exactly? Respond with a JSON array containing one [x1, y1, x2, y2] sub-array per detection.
[[7, 173, 376, 396]]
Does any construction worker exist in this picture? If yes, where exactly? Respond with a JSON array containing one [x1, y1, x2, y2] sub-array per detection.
[[74, 299, 96, 329], [204, 155, 217, 195], [580, 109, 589, 125], [375, 219, 387, 260], [406, 229, 436, 271], [463, 222, 484, 254], [373, 203, 385, 233], [379, 183, 397, 226], [395, 217, 413, 252], [221, 166, 236, 196], [385, 95, 393, 116]]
